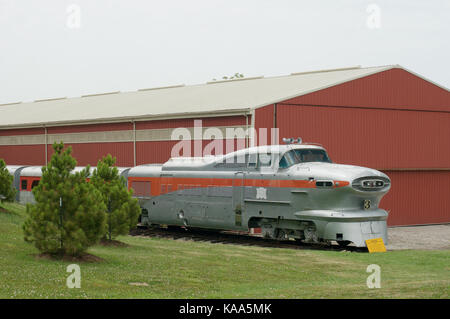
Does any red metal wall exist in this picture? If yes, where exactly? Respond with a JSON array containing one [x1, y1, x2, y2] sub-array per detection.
[[254, 104, 274, 145], [275, 104, 450, 169], [47, 142, 134, 167], [137, 141, 178, 165], [47, 122, 132, 134], [380, 171, 450, 226], [136, 116, 248, 130], [283, 68, 449, 111], [0, 145, 45, 165], [0, 127, 44, 136], [135, 116, 249, 164]]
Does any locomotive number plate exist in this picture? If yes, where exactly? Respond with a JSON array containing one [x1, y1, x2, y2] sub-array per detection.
[[363, 199, 371, 210]]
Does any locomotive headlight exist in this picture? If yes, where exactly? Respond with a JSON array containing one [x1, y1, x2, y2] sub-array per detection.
[[352, 176, 390, 192], [363, 181, 374, 187], [361, 179, 384, 189]]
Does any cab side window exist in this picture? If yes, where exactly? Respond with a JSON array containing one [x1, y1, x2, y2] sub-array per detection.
[[215, 152, 273, 169], [215, 154, 247, 169], [258, 153, 272, 167], [279, 156, 289, 169], [279, 150, 298, 169], [247, 154, 257, 169], [21, 179, 28, 191]]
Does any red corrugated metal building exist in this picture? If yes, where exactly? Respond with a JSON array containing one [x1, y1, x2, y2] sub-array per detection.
[[0, 65, 449, 226]]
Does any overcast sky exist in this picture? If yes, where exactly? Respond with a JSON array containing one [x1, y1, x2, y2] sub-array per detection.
[[0, 0, 448, 104]]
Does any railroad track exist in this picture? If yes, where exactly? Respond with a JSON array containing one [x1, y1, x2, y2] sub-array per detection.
[[129, 226, 369, 252]]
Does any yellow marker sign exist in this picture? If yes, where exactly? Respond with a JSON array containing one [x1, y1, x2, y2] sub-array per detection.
[[365, 238, 387, 253]]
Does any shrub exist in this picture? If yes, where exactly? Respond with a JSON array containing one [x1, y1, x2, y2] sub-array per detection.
[[91, 154, 140, 241], [0, 159, 16, 203], [23, 142, 106, 256]]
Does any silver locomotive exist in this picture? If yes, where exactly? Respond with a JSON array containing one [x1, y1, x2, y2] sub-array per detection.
[[128, 140, 391, 247]]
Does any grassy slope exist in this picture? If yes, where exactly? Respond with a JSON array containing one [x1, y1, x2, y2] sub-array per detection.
[[0, 202, 448, 299]]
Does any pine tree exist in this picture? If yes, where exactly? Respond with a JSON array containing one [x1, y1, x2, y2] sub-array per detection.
[[23, 142, 106, 256], [0, 159, 16, 203], [91, 154, 140, 241]]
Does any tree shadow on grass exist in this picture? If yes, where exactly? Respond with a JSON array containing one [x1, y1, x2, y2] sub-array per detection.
[[98, 238, 129, 247], [35, 252, 104, 263]]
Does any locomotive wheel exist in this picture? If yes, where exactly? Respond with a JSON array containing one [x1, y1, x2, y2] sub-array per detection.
[[261, 226, 279, 239], [337, 240, 351, 247]]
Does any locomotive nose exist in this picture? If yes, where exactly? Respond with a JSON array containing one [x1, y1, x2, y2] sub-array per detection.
[[344, 167, 391, 193], [296, 163, 391, 194]]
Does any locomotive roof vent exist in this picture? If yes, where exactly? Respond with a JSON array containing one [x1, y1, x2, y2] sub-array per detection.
[[282, 137, 302, 144]]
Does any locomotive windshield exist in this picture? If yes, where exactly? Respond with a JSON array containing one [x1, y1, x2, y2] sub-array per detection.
[[279, 149, 331, 168], [294, 149, 331, 163]]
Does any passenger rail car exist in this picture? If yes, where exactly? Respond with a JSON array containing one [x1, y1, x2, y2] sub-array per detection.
[[6, 165, 27, 202], [128, 143, 391, 247], [6, 166, 131, 204]]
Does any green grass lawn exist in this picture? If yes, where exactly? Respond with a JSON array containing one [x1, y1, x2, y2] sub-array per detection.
[[0, 202, 448, 298]]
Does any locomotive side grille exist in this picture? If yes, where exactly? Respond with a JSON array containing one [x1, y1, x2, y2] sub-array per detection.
[[352, 176, 390, 192], [316, 180, 334, 188]]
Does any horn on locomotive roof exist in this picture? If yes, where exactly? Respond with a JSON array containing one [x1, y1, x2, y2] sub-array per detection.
[[282, 137, 302, 144]]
